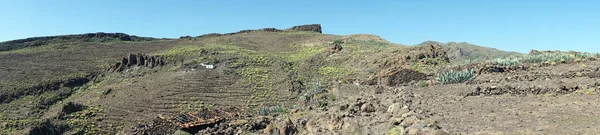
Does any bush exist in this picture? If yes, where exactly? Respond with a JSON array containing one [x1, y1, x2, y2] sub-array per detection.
[[302, 81, 324, 102], [436, 69, 475, 85], [389, 126, 405, 135], [519, 53, 572, 63], [332, 40, 344, 45], [463, 59, 480, 65], [257, 105, 289, 116], [491, 58, 520, 66], [489, 52, 600, 66], [417, 81, 429, 87]]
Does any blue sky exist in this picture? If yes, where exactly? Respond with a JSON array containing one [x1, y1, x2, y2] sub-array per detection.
[[1, 0, 598, 53]]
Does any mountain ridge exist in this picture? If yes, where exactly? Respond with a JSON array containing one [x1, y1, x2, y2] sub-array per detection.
[[416, 40, 522, 63]]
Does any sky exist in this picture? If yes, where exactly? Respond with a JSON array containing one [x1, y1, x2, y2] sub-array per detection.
[[1, 0, 599, 53]]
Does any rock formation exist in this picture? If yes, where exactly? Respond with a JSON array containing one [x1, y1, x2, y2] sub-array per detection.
[[109, 53, 165, 72], [287, 24, 322, 33], [195, 24, 322, 38], [362, 68, 428, 87], [329, 43, 343, 54], [408, 43, 449, 63]]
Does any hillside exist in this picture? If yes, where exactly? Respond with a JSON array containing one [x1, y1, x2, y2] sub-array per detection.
[[418, 41, 522, 63], [0, 32, 161, 52], [1, 24, 600, 135]]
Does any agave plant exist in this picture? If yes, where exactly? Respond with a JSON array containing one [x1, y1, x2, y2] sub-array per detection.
[[491, 58, 520, 66], [518, 53, 571, 63], [257, 105, 289, 116], [436, 69, 475, 85], [258, 106, 271, 116], [517, 54, 543, 63]]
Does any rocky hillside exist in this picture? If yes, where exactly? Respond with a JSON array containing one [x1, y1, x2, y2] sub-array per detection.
[[418, 41, 522, 63], [0, 32, 160, 51], [2, 24, 599, 135]]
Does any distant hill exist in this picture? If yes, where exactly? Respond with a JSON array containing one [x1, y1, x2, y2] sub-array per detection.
[[0, 32, 160, 51], [417, 41, 521, 63]]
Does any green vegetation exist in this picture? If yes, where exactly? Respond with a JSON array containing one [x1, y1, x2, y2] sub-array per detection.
[[179, 100, 206, 112], [332, 39, 344, 45], [418, 81, 429, 87], [318, 66, 351, 80], [411, 62, 442, 74], [241, 67, 275, 101], [285, 46, 327, 63], [436, 69, 475, 85], [488, 52, 600, 66], [574, 88, 597, 95], [491, 58, 520, 66], [388, 126, 405, 135], [257, 105, 292, 116], [65, 105, 105, 134], [302, 81, 324, 103], [462, 58, 480, 65]]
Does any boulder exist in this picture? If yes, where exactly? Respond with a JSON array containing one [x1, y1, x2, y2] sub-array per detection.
[[330, 43, 343, 54], [360, 103, 376, 113]]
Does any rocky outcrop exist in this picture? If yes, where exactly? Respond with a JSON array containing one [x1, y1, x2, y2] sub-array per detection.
[[109, 53, 165, 72], [286, 24, 322, 33], [407, 43, 449, 63], [329, 43, 343, 54], [362, 68, 428, 87], [476, 64, 530, 75], [372, 44, 450, 76]]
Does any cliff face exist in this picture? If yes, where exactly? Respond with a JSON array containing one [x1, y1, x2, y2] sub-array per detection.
[[286, 24, 322, 33]]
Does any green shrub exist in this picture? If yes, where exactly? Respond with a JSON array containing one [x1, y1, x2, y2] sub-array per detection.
[[464, 59, 479, 65], [332, 39, 344, 45], [389, 126, 405, 135], [436, 69, 475, 85], [302, 81, 324, 102], [491, 58, 520, 66], [519, 53, 573, 63], [417, 81, 429, 87], [257, 105, 290, 116], [491, 52, 598, 65], [367, 69, 374, 74]]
